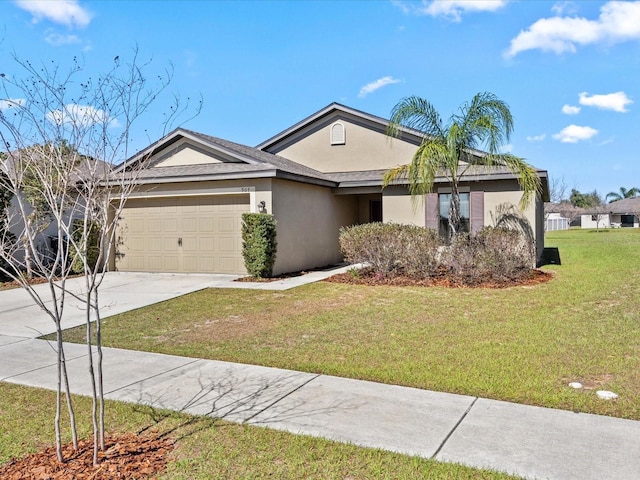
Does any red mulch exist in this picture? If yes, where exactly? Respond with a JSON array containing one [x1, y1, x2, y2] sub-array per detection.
[[324, 268, 553, 288], [0, 432, 174, 480]]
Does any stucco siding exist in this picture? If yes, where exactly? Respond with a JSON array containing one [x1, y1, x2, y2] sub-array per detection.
[[271, 179, 358, 275], [382, 187, 426, 226], [270, 116, 419, 173]]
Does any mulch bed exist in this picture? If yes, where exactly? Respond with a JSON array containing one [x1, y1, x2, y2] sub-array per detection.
[[324, 268, 553, 288], [0, 432, 174, 480]]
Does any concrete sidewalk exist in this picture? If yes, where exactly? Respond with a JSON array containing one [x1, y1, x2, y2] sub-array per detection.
[[1, 335, 638, 480]]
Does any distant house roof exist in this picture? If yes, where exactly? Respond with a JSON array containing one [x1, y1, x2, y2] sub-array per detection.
[[607, 197, 640, 214], [2, 148, 111, 184]]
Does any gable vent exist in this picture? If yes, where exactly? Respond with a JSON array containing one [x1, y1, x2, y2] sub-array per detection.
[[330, 122, 346, 145]]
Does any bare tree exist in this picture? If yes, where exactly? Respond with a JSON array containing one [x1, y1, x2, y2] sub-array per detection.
[[0, 52, 200, 464], [549, 175, 568, 204], [555, 202, 582, 228], [591, 203, 610, 232]]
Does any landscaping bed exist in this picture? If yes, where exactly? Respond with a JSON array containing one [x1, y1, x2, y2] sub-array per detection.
[[325, 266, 553, 288]]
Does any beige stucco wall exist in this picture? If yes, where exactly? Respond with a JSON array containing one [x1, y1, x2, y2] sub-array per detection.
[[270, 178, 358, 274], [154, 141, 223, 167], [382, 187, 426, 226], [270, 116, 419, 173], [356, 194, 382, 224], [151, 139, 245, 167]]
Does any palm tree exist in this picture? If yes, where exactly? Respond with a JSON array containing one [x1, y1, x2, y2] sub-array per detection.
[[383, 92, 541, 237], [606, 187, 640, 203]]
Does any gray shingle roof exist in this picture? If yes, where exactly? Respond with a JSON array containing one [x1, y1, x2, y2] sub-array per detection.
[[121, 128, 336, 186], [607, 197, 640, 214]]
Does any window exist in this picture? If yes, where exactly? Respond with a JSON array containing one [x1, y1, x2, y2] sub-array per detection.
[[330, 122, 345, 145], [439, 193, 470, 239], [621, 214, 635, 227]]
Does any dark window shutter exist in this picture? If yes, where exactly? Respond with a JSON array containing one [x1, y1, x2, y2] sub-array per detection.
[[425, 193, 438, 229], [470, 191, 484, 234]]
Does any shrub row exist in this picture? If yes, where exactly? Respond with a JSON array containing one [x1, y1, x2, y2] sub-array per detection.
[[340, 222, 534, 284], [339, 223, 440, 278]]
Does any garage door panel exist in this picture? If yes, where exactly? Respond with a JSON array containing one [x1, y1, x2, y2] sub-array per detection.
[[116, 194, 249, 274], [163, 219, 179, 233], [182, 218, 197, 232], [199, 218, 214, 232], [148, 219, 163, 233]]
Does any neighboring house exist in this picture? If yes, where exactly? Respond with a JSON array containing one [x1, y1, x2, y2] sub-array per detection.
[[2, 152, 111, 266], [110, 103, 550, 276], [606, 197, 640, 228], [580, 197, 640, 229]]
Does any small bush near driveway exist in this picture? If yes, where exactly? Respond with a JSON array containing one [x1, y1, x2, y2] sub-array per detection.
[[241, 213, 277, 278]]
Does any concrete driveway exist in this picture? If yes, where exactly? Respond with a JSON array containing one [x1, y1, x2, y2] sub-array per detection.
[[0, 272, 241, 338]]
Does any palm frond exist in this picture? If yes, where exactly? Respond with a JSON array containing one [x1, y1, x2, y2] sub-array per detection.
[[382, 164, 410, 188], [386, 96, 444, 140], [492, 153, 542, 209]]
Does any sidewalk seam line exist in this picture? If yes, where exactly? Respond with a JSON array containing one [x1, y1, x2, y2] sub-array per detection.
[[242, 373, 321, 424], [105, 358, 202, 395], [431, 396, 478, 459]]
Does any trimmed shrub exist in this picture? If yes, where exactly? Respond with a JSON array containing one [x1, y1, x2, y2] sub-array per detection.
[[70, 219, 101, 274], [339, 223, 440, 278], [241, 213, 277, 278]]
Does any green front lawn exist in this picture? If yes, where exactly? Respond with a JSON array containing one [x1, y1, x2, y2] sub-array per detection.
[[58, 229, 640, 420], [0, 383, 519, 479]]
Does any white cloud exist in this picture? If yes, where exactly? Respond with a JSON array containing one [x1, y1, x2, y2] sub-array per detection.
[[0, 98, 26, 111], [45, 32, 81, 46], [562, 104, 581, 115], [552, 124, 598, 143], [505, 1, 640, 57], [46, 104, 119, 128], [551, 1, 578, 16], [578, 91, 632, 112], [15, 0, 92, 28], [526, 133, 546, 142], [394, 0, 508, 22], [358, 76, 401, 98]]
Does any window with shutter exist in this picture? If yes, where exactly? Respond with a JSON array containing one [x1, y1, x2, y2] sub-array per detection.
[[437, 192, 470, 238], [330, 122, 345, 145]]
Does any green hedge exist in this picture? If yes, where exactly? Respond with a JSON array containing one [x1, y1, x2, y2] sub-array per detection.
[[241, 213, 277, 278]]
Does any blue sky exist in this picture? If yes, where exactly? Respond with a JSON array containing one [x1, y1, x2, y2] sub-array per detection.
[[1, 0, 639, 198]]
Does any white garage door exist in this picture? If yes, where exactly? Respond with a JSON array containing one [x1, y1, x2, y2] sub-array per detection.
[[115, 195, 250, 274]]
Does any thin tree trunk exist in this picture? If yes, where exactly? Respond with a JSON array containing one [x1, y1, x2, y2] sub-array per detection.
[[24, 217, 33, 279], [449, 183, 462, 238], [86, 292, 100, 466], [95, 287, 105, 451], [55, 324, 63, 463], [60, 347, 78, 450]]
